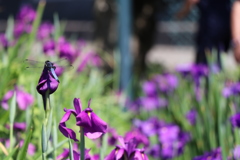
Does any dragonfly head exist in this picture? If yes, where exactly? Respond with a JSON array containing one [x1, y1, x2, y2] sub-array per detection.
[[45, 60, 54, 69]]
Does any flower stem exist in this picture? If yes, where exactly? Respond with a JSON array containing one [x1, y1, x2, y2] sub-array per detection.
[[9, 123, 13, 153], [41, 91, 52, 160], [80, 127, 85, 160], [9, 91, 16, 153]]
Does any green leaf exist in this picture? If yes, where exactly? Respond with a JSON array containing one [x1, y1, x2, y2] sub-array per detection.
[[9, 91, 16, 153], [16, 125, 33, 160], [9, 91, 16, 123], [5, 15, 14, 41], [4, 145, 19, 160], [68, 137, 74, 160], [41, 124, 47, 153], [46, 108, 53, 140]]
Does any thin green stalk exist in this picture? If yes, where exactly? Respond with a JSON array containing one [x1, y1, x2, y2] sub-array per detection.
[[9, 91, 16, 153], [26, 0, 45, 56], [80, 127, 85, 160], [9, 123, 13, 154], [41, 124, 47, 160], [100, 134, 108, 160], [41, 91, 52, 160], [52, 120, 58, 159], [68, 137, 74, 160]]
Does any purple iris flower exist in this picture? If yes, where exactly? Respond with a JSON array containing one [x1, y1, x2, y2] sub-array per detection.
[[16, 5, 36, 23], [125, 98, 141, 112], [142, 81, 157, 97], [43, 40, 55, 56], [0, 34, 8, 49], [13, 21, 32, 38], [1, 85, 34, 110], [190, 64, 208, 101], [148, 144, 161, 158], [105, 137, 149, 160], [59, 41, 76, 63], [153, 74, 178, 94], [157, 124, 190, 159], [133, 117, 164, 137], [59, 98, 107, 141], [6, 122, 26, 131], [124, 129, 149, 148], [37, 22, 54, 40], [193, 148, 222, 160], [76, 52, 102, 72], [176, 64, 192, 77], [107, 128, 119, 146], [185, 109, 197, 125], [191, 64, 208, 79], [232, 146, 240, 159], [140, 96, 167, 111], [222, 81, 240, 98], [19, 140, 36, 156], [76, 100, 107, 139], [36, 62, 59, 97], [230, 113, 240, 128]]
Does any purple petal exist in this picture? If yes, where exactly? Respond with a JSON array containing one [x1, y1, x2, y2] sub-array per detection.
[[59, 110, 78, 142], [37, 22, 54, 40], [59, 123, 79, 142], [76, 108, 107, 139], [6, 122, 26, 131], [19, 140, 36, 156], [17, 5, 36, 23], [84, 112, 107, 139], [116, 148, 125, 159], [124, 130, 149, 148], [60, 110, 77, 123], [36, 68, 59, 96], [16, 89, 34, 110], [73, 98, 82, 114], [73, 150, 80, 160], [57, 148, 69, 160], [43, 40, 55, 56], [1, 90, 14, 110], [131, 149, 149, 160], [76, 108, 92, 128]]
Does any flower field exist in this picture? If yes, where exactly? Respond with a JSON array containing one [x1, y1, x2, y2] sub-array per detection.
[[1, 3, 240, 160]]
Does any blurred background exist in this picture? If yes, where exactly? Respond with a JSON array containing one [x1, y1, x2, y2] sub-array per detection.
[[0, 0, 236, 71]]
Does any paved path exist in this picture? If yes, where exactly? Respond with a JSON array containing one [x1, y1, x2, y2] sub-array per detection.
[[146, 45, 237, 71]]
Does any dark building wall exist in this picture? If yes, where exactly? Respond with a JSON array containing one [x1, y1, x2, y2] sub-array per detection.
[[0, 0, 94, 20]]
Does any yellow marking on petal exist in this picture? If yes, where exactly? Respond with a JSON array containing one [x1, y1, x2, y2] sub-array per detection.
[[115, 148, 119, 154], [141, 153, 144, 158], [87, 111, 91, 119]]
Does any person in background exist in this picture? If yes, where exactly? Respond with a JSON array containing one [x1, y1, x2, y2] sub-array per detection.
[[231, 0, 240, 63], [132, 0, 158, 75], [177, 0, 231, 69]]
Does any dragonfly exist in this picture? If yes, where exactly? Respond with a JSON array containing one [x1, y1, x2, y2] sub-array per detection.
[[24, 58, 73, 83]]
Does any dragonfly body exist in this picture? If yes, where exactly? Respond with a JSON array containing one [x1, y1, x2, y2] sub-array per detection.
[[44, 60, 60, 83], [25, 58, 73, 83]]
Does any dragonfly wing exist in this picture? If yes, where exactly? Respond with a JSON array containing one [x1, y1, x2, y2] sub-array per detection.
[[24, 59, 45, 68]]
